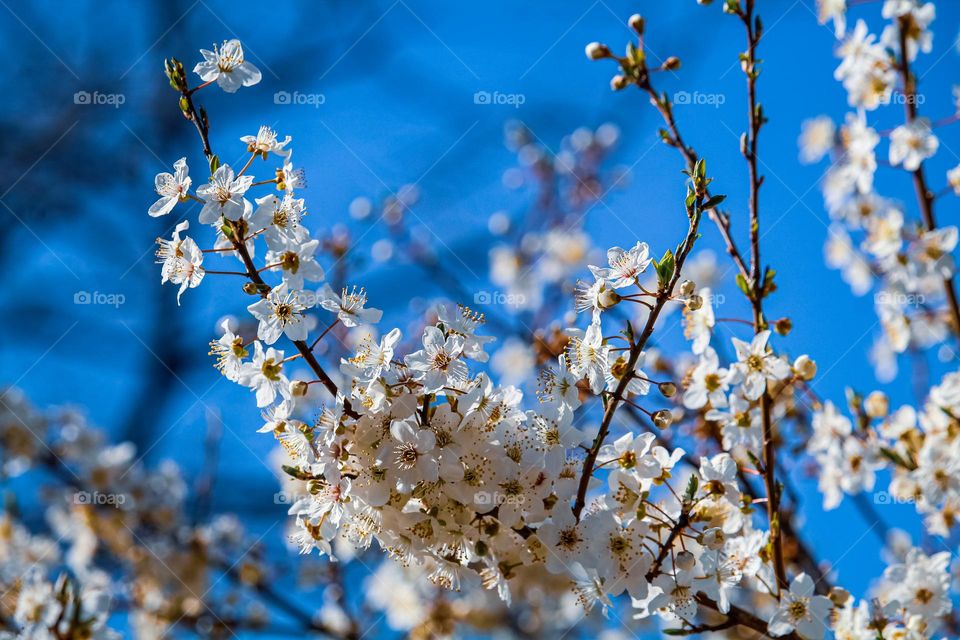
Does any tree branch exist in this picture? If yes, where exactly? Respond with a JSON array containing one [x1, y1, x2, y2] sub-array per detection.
[[573, 186, 705, 520], [169, 68, 358, 419], [895, 16, 960, 335]]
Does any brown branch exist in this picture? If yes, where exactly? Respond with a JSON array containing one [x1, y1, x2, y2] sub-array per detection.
[[696, 596, 802, 640], [735, 0, 788, 594], [572, 187, 705, 520], [895, 16, 960, 335], [644, 510, 690, 581], [170, 71, 358, 419]]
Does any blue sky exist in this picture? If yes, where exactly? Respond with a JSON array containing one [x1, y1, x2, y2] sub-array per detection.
[[3, 0, 960, 635]]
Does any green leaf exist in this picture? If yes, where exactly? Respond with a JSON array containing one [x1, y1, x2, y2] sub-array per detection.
[[702, 194, 726, 210], [762, 266, 777, 298], [760, 266, 775, 297], [656, 249, 675, 289], [683, 474, 699, 503], [735, 273, 752, 297], [879, 447, 916, 470]]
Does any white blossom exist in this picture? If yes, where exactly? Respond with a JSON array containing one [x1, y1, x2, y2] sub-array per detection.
[[149, 157, 191, 217], [193, 39, 262, 92]]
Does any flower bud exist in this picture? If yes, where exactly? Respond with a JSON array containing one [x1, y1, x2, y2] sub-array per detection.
[[663, 56, 681, 71], [242, 282, 260, 295], [597, 287, 621, 310], [652, 409, 672, 429], [793, 355, 817, 381], [658, 381, 677, 398], [949, 167, 960, 194], [610, 74, 629, 91], [698, 0, 714, 5], [628, 14, 644, 34], [701, 527, 725, 550], [585, 42, 611, 60], [829, 586, 851, 607], [675, 550, 696, 571], [679, 280, 696, 296], [774, 317, 792, 336], [290, 380, 309, 397], [864, 391, 889, 419], [685, 294, 703, 311]]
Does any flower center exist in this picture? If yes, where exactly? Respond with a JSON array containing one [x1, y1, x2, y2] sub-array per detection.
[[395, 443, 420, 469], [787, 598, 808, 621], [432, 351, 452, 371], [557, 527, 581, 550], [704, 372, 721, 392], [281, 251, 300, 273], [261, 358, 282, 381]]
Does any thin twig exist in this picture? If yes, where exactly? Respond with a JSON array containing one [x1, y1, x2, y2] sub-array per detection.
[[172, 78, 359, 419], [895, 16, 960, 335], [735, 0, 788, 594], [573, 189, 705, 520]]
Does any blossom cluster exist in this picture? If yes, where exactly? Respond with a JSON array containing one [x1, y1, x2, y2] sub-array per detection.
[[804, 0, 959, 380], [809, 370, 960, 539], [140, 19, 960, 639], [0, 388, 268, 639]]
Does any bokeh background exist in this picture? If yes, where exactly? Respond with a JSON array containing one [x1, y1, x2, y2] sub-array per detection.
[[3, 0, 960, 636]]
